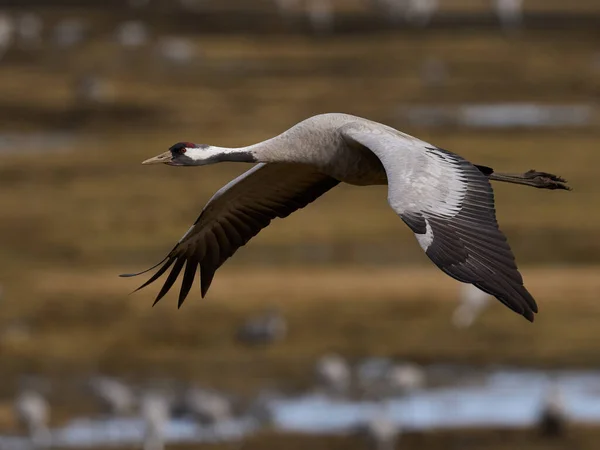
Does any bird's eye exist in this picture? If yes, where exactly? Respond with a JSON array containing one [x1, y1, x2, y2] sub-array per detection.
[[179, 148, 186, 154]]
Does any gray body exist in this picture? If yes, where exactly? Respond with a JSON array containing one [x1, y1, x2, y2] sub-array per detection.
[[124, 113, 570, 322]]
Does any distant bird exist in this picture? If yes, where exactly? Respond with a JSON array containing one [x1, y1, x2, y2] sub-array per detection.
[[315, 353, 351, 396], [493, 0, 523, 31], [123, 113, 570, 322], [385, 362, 425, 394], [140, 391, 170, 450], [236, 308, 287, 345], [177, 387, 232, 425], [115, 21, 148, 49], [405, 0, 438, 27], [355, 406, 400, 450], [156, 37, 195, 65], [14, 389, 51, 448], [87, 376, 136, 416], [538, 383, 567, 438], [452, 283, 492, 328], [306, 0, 334, 34], [0, 12, 14, 59]]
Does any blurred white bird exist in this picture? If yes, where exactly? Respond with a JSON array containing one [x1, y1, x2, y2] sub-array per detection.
[[315, 353, 351, 396], [306, 0, 334, 34], [140, 391, 171, 450], [452, 283, 492, 328], [405, 0, 438, 27], [14, 389, 51, 448], [88, 376, 136, 416], [179, 387, 233, 425], [156, 37, 195, 65], [385, 362, 425, 394], [0, 12, 14, 60], [115, 21, 149, 49], [493, 0, 523, 31]]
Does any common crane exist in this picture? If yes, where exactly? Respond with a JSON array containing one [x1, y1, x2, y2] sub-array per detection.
[[122, 113, 570, 322]]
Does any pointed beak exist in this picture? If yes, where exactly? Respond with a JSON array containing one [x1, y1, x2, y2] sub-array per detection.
[[142, 151, 173, 165]]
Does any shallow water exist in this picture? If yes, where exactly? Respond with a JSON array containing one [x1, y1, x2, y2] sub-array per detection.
[[2, 367, 600, 448]]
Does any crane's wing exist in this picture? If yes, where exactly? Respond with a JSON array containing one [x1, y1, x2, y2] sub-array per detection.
[[341, 125, 537, 321], [121, 163, 339, 306]]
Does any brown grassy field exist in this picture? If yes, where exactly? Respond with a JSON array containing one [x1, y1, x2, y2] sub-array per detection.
[[0, 8, 599, 442], [1, 266, 599, 404]]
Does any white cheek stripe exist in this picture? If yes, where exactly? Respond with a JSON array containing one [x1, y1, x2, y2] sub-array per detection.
[[416, 218, 434, 251]]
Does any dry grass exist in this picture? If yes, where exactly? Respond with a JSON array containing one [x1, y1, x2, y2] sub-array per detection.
[[1, 266, 600, 406], [0, 13, 598, 434]]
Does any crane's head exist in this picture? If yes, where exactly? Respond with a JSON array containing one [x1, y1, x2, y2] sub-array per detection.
[[142, 142, 208, 166]]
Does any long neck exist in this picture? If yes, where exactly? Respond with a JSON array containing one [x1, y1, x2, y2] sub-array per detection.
[[206, 133, 297, 164], [201, 123, 325, 166]]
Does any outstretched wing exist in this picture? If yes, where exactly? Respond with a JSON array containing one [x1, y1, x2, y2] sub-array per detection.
[[121, 163, 339, 306], [342, 125, 537, 321]]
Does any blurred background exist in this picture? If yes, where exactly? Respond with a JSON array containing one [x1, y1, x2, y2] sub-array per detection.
[[0, 0, 599, 449]]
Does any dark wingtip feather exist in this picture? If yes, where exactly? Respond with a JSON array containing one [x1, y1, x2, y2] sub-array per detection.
[[153, 257, 186, 306], [200, 267, 215, 298], [131, 257, 176, 294], [178, 259, 198, 308], [119, 256, 170, 278], [523, 308, 535, 323]]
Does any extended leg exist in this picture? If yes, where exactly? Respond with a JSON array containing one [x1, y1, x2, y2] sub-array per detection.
[[475, 166, 571, 190]]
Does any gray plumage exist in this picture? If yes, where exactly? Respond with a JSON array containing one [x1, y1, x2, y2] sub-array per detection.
[[123, 113, 570, 322]]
